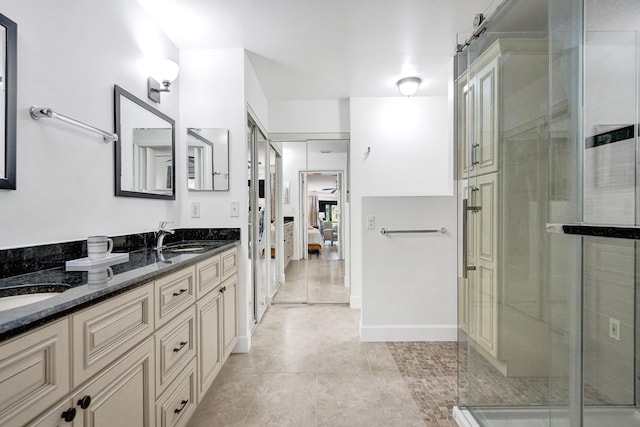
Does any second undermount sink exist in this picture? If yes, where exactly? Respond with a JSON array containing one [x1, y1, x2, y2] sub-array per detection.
[[161, 242, 216, 253], [0, 284, 70, 311]]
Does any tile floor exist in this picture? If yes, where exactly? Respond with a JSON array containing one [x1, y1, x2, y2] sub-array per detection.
[[188, 303, 458, 426], [272, 244, 349, 304], [188, 250, 458, 426]]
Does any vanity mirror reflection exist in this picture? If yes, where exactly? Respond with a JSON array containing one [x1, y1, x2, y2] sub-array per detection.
[[187, 127, 229, 191], [0, 13, 16, 190], [114, 85, 175, 199]]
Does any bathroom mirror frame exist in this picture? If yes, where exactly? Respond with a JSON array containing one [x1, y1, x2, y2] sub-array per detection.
[[0, 13, 17, 190], [114, 85, 176, 200], [187, 127, 230, 191]]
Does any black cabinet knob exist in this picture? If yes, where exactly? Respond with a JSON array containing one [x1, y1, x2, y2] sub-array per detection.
[[172, 288, 188, 296], [77, 395, 92, 409], [61, 407, 76, 422]]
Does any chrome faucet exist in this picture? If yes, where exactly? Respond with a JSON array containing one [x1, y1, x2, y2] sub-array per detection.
[[156, 221, 175, 251]]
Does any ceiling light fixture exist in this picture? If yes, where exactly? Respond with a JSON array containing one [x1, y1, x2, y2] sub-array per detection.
[[396, 77, 422, 97], [147, 58, 180, 103]]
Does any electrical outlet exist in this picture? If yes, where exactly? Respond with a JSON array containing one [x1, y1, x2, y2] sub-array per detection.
[[367, 215, 375, 230], [609, 318, 620, 341], [191, 202, 200, 218]]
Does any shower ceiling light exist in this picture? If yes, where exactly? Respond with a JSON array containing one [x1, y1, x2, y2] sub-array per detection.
[[396, 77, 422, 97]]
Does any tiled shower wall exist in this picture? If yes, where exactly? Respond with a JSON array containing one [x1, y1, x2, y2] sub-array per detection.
[[582, 12, 638, 405]]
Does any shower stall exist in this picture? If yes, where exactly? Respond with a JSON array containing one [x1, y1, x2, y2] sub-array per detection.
[[454, 0, 640, 425]]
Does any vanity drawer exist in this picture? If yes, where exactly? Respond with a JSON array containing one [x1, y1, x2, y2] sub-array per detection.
[[195, 254, 221, 299], [0, 319, 70, 427], [155, 306, 196, 397], [221, 248, 238, 281], [156, 359, 197, 427], [155, 266, 196, 328], [72, 283, 154, 387]]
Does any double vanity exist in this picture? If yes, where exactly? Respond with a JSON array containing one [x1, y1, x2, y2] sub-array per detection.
[[0, 228, 240, 427]]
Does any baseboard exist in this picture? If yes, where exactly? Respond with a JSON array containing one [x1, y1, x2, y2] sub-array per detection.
[[453, 407, 479, 427], [359, 324, 457, 342], [233, 334, 250, 353], [350, 295, 361, 309]]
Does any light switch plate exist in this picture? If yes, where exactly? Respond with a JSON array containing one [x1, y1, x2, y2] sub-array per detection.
[[191, 202, 200, 218], [231, 200, 239, 217]]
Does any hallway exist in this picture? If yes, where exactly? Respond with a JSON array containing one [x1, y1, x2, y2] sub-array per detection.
[[272, 243, 349, 304]]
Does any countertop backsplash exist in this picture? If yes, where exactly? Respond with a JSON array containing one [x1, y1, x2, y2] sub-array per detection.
[[0, 228, 241, 280]]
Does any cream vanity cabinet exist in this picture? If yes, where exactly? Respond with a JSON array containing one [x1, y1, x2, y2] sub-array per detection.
[[0, 245, 239, 427], [457, 38, 549, 374], [195, 247, 238, 401], [0, 319, 70, 427]]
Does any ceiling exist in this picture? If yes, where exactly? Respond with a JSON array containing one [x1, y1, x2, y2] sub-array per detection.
[[137, 0, 496, 101]]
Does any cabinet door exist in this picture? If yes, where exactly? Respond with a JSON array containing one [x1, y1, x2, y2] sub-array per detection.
[[195, 289, 222, 400], [474, 57, 500, 176], [456, 72, 471, 179], [71, 283, 153, 387], [25, 398, 77, 427], [0, 319, 70, 427], [73, 338, 155, 427], [222, 275, 238, 361], [475, 172, 499, 357]]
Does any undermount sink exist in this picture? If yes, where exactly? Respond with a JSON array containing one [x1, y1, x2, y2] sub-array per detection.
[[161, 242, 216, 253], [0, 284, 70, 311]]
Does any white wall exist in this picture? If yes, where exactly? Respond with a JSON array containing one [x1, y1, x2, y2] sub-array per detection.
[[350, 96, 452, 308], [270, 100, 349, 133], [361, 196, 457, 341], [0, 0, 180, 249], [179, 48, 249, 352]]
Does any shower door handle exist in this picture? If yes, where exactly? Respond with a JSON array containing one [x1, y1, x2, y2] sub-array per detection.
[[463, 198, 481, 279]]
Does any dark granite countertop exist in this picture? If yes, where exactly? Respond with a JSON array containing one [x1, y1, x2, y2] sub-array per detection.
[[0, 240, 240, 341]]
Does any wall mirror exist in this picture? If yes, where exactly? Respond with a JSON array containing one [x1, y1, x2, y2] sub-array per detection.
[[114, 85, 175, 200], [0, 13, 16, 190], [187, 127, 229, 191]]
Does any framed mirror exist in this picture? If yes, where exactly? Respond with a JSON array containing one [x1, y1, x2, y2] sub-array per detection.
[[0, 13, 16, 190], [187, 127, 229, 191], [114, 85, 175, 200]]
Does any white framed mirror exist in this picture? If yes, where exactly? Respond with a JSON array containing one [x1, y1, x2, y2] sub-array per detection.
[[187, 127, 229, 191]]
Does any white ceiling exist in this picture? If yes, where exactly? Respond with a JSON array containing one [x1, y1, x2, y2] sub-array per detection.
[[137, 0, 496, 101]]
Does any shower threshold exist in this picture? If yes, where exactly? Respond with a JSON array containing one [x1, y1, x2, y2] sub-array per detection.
[[454, 405, 640, 426]]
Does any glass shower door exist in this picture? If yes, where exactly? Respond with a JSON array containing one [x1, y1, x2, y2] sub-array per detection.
[[457, 21, 556, 425]]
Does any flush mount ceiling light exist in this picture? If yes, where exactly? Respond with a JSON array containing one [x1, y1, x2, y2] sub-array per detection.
[[147, 58, 180, 103], [396, 77, 422, 97]]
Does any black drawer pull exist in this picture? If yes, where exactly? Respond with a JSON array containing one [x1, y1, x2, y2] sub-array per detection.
[[173, 341, 188, 352], [61, 408, 76, 422], [219, 286, 226, 293], [174, 399, 189, 414], [77, 395, 91, 409], [172, 288, 187, 296]]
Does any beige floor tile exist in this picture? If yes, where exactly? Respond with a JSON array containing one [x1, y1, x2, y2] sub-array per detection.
[[188, 256, 460, 427]]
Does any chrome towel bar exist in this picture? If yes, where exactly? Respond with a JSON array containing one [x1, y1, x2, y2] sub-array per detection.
[[30, 106, 118, 144], [380, 227, 446, 235]]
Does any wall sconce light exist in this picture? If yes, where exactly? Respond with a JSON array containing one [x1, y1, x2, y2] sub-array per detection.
[[147, 58, 179, 103], [396, 77, 421, 97]]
